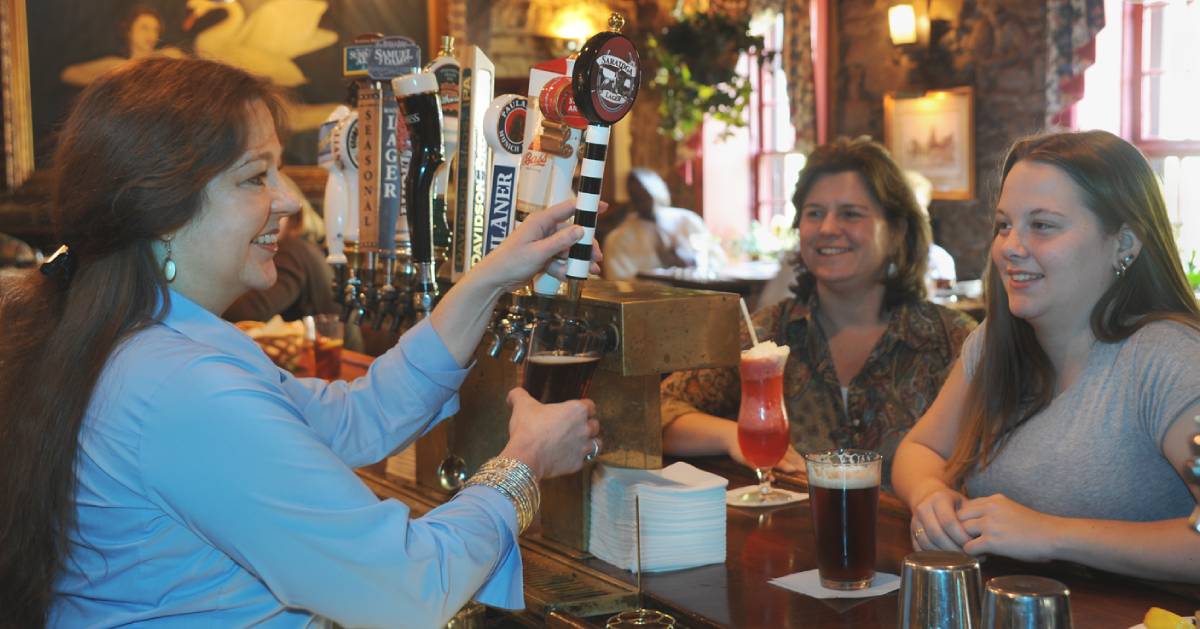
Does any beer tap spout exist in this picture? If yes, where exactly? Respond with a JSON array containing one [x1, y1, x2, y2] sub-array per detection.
[[485, 309, 512, 358], [508, 332, 528, 364], [342, 276, 365, 325], [330, 264, 348, 307], [374, 283, 397, 331], [359, 282, 379, 327]]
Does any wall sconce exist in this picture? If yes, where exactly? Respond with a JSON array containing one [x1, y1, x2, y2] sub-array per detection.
[[887, 0, 961, 84], [888, 4, 918, 46], [536, 3, 609, 57]]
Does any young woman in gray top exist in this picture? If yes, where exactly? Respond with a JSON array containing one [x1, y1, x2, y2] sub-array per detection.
[[893, 130, 1200, 582]]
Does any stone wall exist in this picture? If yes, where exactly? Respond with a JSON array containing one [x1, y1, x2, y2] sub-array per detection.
[[447, 0, 1052, 277], [833, 0, 1047, 279]]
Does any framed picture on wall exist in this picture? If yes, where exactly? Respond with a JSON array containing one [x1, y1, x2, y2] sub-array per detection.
[[2, 0, 436, 190], [883, 87, 975, 201]]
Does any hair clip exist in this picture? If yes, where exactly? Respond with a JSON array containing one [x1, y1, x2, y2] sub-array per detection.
[[39, 244, 76, 284]]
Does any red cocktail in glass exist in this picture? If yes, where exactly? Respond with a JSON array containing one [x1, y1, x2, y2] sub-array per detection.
[[734, 342, 791, 504]]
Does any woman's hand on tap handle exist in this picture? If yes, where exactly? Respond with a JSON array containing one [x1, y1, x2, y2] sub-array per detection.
[[473, 199, 605, 292]]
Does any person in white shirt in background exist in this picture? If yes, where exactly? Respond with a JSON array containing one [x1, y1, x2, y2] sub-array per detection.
[[603, 168, 723, 280], [905, 171, 958, 293], [755, 169, 956, 310]]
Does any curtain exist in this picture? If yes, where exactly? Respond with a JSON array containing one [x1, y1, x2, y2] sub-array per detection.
[[782, 0, 816, 152], [751, 0, 815, 152], [1045, 0, 1105, 127]]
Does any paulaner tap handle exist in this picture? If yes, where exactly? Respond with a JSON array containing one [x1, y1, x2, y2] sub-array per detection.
[[564, 15, 641, 284], [394, 71, 444, 312]]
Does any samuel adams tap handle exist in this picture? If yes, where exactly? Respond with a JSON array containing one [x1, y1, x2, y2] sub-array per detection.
[[565, 13, 641, 297]]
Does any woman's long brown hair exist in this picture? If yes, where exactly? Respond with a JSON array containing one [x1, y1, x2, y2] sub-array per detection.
[[0, 58, 285, 627], [945, 131, 1200, 487]]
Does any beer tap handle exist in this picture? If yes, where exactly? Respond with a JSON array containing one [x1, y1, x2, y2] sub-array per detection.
[[394, 71, 444, 318], [319, 106, 352, 267], [564, 14, 641, 295]]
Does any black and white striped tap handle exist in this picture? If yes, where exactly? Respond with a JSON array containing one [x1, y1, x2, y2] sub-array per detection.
[[564, 13, 641, 285], [565, 125, 610, 280]]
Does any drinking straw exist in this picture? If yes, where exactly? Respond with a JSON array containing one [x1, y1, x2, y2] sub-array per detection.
[[739, 297, 759, 347]]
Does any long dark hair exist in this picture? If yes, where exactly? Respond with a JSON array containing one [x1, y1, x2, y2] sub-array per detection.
[[946, 130, 1200, 486], [0, 57, 285, 627], [789, 136, 931, 309]]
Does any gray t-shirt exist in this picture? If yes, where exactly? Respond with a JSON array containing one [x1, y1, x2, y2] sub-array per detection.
[[962, 320, 1200, 521]]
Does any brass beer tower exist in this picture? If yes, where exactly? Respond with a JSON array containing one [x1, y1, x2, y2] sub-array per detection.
[[419, 283, 741, 552]]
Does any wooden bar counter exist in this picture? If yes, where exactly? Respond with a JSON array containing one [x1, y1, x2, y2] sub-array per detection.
[[355, 457, 1200, 628], [342, 352, 1199, 627]]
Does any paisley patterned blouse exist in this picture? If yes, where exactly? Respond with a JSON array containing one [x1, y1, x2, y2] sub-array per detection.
[[660, 296, 976, 487]]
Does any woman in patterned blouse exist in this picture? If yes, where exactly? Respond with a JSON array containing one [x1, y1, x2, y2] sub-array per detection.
[[660, 137, 975, 488]]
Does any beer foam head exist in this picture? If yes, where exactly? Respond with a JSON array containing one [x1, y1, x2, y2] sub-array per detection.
[[527, 352, 601, 365], [805, 450, 882, 489]]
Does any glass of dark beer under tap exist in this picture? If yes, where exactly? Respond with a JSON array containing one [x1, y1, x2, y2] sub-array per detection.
[[521, 318, 603, 403], [803, 449, 882, 590]]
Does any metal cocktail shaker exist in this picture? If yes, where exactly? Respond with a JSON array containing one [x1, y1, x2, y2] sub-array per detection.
[[982, 575, 1072, 629], [897, 550, 982, 629]]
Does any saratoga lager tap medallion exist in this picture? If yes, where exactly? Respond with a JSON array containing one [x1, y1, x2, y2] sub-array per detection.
[[564, 14, 641, 300]]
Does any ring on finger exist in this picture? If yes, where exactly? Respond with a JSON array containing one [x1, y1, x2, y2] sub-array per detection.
[[584, 438, 600, 462], [914, 527, 925, 538]]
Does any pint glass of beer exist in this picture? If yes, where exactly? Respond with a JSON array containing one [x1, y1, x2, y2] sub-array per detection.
[[803, 449, 882, 590], [521, 318, 603, 403]]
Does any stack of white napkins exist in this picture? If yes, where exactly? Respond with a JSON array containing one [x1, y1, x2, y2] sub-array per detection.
[[588, 462, 728, 573]]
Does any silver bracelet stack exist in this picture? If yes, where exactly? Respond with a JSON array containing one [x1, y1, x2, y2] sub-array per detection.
[[463, 457, 540, 532]]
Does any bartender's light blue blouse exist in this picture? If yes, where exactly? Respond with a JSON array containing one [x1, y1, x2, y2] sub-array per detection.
[[50, 290, 523, 628]]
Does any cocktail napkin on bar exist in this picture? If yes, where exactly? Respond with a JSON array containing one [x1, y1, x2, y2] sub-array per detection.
[[769, 569, 901, 599], [724, 486, 808, 507], [588, 462, 728, 573]]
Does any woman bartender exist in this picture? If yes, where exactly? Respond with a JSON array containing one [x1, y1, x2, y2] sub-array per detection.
[[0, 57, 602, 628]]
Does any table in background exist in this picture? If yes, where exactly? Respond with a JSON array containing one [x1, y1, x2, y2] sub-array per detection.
[[636, 260, 780, 303]]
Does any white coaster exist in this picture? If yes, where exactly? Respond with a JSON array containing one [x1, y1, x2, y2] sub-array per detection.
[[769, 569, 901, 599], [725, 486, 808, 507]]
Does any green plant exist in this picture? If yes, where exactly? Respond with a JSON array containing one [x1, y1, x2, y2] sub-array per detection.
[[736, 217, 797, 262], [647, 12, 772, 141], [1186, 250, 1200, 292]]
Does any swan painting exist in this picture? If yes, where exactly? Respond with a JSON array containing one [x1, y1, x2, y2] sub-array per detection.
[[184, 0, 340, 129]]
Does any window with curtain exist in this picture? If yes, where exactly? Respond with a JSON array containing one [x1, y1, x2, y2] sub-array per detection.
[[749, 12, 806, 226], [701, 10, 806, 246], [1075, 0, 1200, 266]]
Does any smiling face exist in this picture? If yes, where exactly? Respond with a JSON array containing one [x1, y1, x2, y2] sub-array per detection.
[[169, 100, 300, 314], [796, 171, 895, 294], [992, 160, 1124, 335]]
